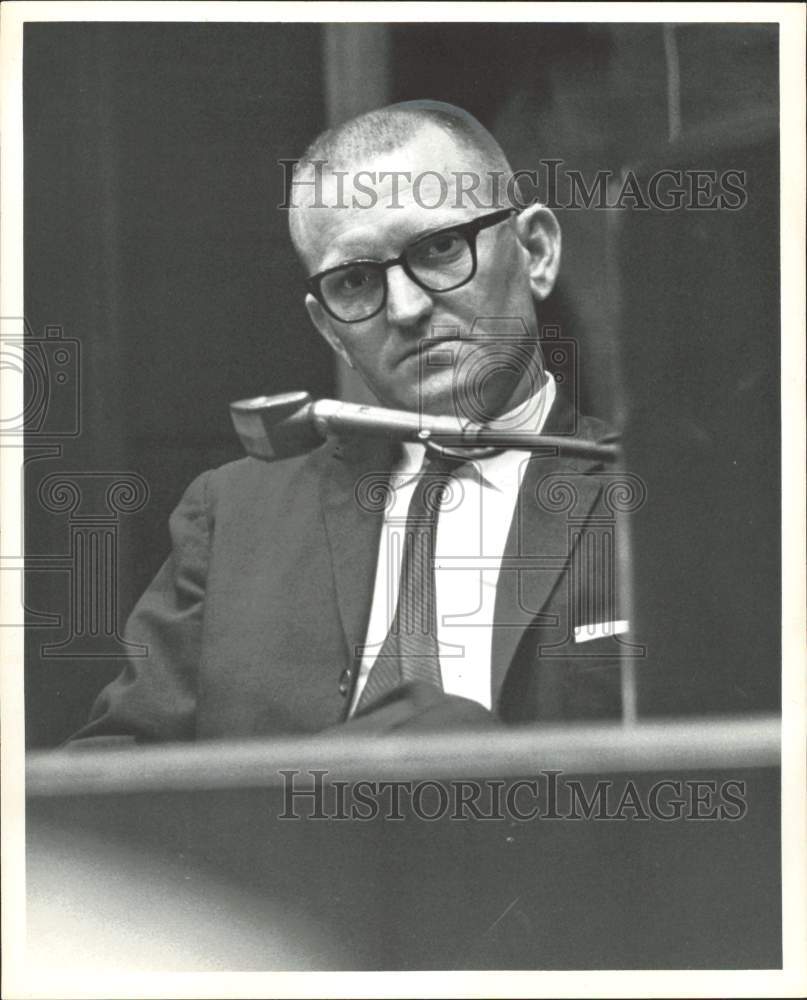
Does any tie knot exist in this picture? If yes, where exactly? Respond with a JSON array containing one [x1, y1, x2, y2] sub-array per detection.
[[420, 450, 468, 477], [409, 450, 472, 519]]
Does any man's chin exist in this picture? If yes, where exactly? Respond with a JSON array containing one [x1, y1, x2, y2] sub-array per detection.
[[393, 381, 517, 422], [369, 362, 527, 419]]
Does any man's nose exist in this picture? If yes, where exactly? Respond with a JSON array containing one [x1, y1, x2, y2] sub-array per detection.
[[385, 265, 433, 328]]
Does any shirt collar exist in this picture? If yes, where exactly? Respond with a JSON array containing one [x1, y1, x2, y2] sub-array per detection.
[[394, 371, 557, 491]]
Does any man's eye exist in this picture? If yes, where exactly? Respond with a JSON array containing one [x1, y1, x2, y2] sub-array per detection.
[[419, 233, 464, 259], [338, 267, 371, 292]]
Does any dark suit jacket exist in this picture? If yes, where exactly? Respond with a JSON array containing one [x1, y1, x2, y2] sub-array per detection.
[[72, 393, 628, 743]]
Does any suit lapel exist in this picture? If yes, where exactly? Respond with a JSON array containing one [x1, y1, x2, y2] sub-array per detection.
[[490, 394, 606, 710], [319, 435, 397, 666], [316, 393, 609, 717]]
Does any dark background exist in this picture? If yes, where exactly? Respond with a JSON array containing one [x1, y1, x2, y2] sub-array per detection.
[[23, 22, 780, 746]]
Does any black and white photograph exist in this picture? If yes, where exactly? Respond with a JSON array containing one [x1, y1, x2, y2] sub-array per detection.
[[2, 2, 805, 997]]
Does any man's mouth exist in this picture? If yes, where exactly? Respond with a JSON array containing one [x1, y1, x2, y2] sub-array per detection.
[[402, 335, 463, 361]]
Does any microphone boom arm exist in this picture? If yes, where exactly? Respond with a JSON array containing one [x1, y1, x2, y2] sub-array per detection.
[[230, 391, 619, 463]]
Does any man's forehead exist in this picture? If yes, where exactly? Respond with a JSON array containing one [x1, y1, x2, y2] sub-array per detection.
[[324, 124, 490, 190], [294, 129, 506, 272]]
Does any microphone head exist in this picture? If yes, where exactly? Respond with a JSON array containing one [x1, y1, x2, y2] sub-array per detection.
[[230, 390, 322, 461]]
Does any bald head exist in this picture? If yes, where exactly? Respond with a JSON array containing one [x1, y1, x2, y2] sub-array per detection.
[[288, 101, 515, 266], [299, 100, 511, 176]]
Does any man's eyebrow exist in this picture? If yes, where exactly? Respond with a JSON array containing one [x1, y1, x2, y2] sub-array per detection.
[[318, 246, 384, 271], [408, 216, 474, 242]]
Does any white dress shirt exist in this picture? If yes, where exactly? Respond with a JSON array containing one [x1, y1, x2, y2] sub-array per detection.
[[350, 373, 557, 714]]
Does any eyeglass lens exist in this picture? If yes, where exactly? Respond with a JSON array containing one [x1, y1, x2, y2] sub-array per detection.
[[319, 228, 474, 322]]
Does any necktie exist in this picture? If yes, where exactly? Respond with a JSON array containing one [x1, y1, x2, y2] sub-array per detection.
[[355, 450, 468, 714]]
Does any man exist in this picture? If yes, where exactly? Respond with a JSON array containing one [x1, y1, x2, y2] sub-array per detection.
[[72, 101, 627, 744]]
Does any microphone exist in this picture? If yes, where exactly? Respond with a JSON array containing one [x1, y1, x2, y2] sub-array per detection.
[[230, 391, 619, 463]]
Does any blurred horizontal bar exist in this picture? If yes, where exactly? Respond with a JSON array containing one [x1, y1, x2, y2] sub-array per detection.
[[26, 715, 780, 798]]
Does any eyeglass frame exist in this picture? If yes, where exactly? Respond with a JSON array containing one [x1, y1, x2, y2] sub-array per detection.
[[304, 207, 519, 324]]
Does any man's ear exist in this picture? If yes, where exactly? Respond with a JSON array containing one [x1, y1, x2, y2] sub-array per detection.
[[305, 294, 355, 369], [515, 205, 562, 301]]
